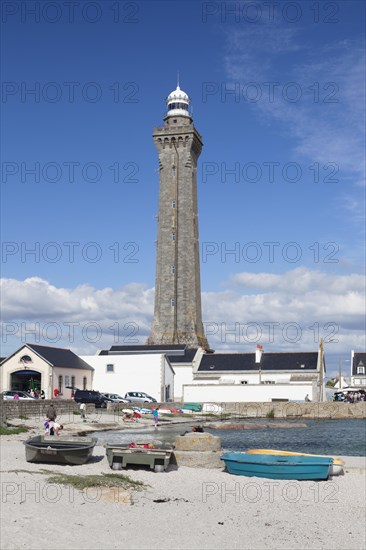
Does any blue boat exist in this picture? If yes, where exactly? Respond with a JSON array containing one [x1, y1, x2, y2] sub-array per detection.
[[221, 453, 332, 480]]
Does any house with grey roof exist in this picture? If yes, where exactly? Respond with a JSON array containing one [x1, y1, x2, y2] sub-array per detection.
[[350, 351, 366, 387], [0, 343, 93, 399], [181, 343, 326, 403], [97, 344, 203, 400], [93, 343, 325, 402]]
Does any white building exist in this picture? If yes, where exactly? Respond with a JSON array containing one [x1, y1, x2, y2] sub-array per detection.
[[350, 351, 366, 387], [96, 343, 326, 403], [183, 344, 326, 403], [0, 344, 93, 399], [80, 349, 175, 403]]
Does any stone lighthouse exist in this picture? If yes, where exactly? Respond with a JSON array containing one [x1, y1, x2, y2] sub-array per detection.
[[148, 85, 208, 348]]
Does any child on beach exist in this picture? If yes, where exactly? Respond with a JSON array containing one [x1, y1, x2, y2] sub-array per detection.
[[46, 421, 63, 436], [152, 407, 159, 429]]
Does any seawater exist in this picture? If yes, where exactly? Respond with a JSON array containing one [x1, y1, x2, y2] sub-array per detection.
[[94, 418, 366, 456]]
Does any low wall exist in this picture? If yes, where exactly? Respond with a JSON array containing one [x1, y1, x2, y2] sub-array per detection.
[[1, 400, 94, 422], [196, 401, 366, 419], [1, 399, 365, 421], [183, 383, 315, 403]]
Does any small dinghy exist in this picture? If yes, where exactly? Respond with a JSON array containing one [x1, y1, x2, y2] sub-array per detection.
[[24, 436, 97, 465], [221, 452, 332, 480], [246, 449, 344, 476], [105, 442, 173, 472]]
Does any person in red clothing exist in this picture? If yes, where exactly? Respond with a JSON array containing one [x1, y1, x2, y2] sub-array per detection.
[[53, 388, 59, 398]]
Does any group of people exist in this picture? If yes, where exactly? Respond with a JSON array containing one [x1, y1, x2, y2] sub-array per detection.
[[44, 403, 63, 436], [13, 389, 45, 400], [30, 389, 45, 399], [333, 390, 365, 402]]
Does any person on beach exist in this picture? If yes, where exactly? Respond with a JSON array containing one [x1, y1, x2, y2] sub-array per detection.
[[80, 402, 86, 420], [152, 406, 159, 429], [46, 421, 63, 436], [305, 394, 311, 402], [52, 422, 64, 436], [46, 403, 57, 422]]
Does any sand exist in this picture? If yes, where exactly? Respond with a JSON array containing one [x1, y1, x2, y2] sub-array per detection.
[[1, 420, 365, 550]]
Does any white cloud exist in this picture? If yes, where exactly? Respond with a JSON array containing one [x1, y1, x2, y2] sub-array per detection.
[[231, 267, 365, 294], [1, 271, 364, 358], [224, 26, 366, 193]]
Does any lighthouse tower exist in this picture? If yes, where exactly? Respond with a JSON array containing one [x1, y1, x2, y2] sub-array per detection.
[[148, 85, 208, 348]]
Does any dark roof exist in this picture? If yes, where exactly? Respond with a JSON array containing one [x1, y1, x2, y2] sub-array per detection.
[[26, 344, 93, 371], [197, 352, 318, 372], [99, 344, 199, 364], [168, 348, 198, 364], [352, 352, 366, 375], [101, 344, 188, 356]]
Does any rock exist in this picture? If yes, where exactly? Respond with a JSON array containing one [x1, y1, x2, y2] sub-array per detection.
[[174, 432, 221, 451], [173, 451, 223, 469]]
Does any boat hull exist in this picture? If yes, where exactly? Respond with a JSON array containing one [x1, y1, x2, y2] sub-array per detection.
[[246, 449, 344, 476], [221, 453, 332, 480], [24, 436, 97, 465], [105, 443, 173, 472]]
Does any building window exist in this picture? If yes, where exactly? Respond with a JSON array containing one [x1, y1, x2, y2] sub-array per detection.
[[83, 377, 87, 390], [71, 376, 75, 389], [65, 375, 70, 387], [58, 375, 63, 393], [106, 364, 114, 373], [172, 200, 176, 208], [20, 355, 32, 365], [354, 379, 361, 385], [171, 298, 175, 307], [357, 366, 365, 374], [171, 265, 175, 274]]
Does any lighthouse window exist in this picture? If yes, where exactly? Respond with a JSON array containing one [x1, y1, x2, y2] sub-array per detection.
[[172, 233, 175, 241], [171, 265, 175, 274], [169, 103, 188, 111], [171, 298, 175, 307], [172, 200, 176, 208]]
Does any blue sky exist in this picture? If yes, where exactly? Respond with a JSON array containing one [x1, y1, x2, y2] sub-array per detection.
[[1, 0, 365, 377]]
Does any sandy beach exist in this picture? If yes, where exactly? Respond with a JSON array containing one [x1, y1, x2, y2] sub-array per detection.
[[1, 418, 365, 550]]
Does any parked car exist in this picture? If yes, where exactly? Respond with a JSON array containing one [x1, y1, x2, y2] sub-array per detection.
[[74, 389, 110, 408], [102, 393, 129, 403], [124, 392, 157, 403], [1, 391, 35, 400]]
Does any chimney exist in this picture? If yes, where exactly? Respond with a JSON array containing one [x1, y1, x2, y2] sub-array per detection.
[[255, 344, 263, 364]]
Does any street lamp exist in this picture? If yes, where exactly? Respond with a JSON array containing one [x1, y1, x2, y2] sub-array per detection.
[[339, 359, 350, 389]]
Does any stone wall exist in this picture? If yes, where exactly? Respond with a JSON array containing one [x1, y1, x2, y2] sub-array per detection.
[[1, 400, 90, 421], [198, 401, 366, 419]]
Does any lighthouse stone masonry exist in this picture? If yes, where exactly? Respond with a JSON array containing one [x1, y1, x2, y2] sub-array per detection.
[[148, 85, 208, 348]]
